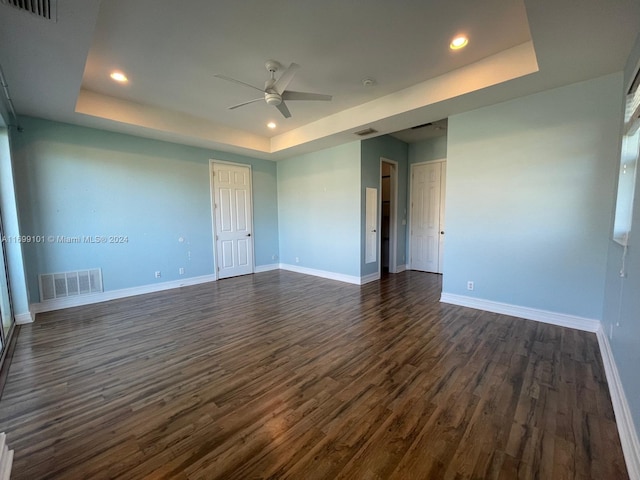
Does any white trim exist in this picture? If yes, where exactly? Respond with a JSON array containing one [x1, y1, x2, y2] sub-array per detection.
[[210, 159, 256, 279], [360, 272, 380, 285], [208, 160, 218, 279], [439, 293, 600, 332], [396, 264, 406, 273], [30, 274, 217, 316], [279, 263, 363, 285], [596, 326, 640, 480], [254, 263, 279, 273], [15, 312, 33, 325], [380, 157, 398, 274]]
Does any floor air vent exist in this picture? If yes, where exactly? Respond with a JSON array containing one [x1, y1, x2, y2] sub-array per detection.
[[1, 0, 57, 20], [39, 268, 103, 302]]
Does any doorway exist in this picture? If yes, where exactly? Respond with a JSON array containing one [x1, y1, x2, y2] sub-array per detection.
[[210, 161, 255, 279], [409, 160, 446, 273], [380, 158, 398, 274]]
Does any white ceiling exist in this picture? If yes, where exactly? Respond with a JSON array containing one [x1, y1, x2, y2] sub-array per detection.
[[0, 0, 638, 159]]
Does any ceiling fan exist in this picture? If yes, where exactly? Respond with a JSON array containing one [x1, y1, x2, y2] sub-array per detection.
[[214, 60, 332, 118]]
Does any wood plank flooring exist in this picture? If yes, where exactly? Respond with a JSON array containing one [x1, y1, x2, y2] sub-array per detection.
[[0, 270, 628, 479]]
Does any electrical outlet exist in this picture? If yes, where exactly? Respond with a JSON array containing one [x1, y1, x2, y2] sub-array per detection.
[[155, 271, 161, 278], [467, 281, 474, 291], [179, 267, 185, 275], [295, 257, 300, 263], [272, 254, 278, 261]]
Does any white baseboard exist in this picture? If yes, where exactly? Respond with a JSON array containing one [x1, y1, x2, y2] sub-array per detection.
[[279, 264, 362, 285], [15, 312, 34, 325], [439, 293, 600, 332], [361, 272, 380, 284], [596, 326, 640, 480], [30, 274, 217, 316], [254, 264, 279, 273], [395, 264, 406, 273]]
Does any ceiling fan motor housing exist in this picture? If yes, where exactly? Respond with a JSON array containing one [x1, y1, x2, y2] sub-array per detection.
[[265, 92, 282, 106]]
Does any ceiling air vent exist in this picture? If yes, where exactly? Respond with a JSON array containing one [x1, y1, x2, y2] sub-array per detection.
[[1, 0, 57, 21], [411, 123, 433, 130], [354, 128, 378, 137]]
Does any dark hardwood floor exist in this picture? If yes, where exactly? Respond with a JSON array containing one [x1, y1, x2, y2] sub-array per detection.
[[0, 270, 628, 479]]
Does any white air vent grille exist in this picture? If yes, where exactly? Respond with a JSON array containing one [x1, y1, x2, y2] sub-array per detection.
[[39, 268, 103, 302], [354, 127, 378, 137], [1, 0, 57, 20]]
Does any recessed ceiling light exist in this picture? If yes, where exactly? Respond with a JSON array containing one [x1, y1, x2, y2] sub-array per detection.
[[362, 77, 376, 87], [110, 71, 128, 83], [267, 122, 276, 129], [450, 35, 468, 50]]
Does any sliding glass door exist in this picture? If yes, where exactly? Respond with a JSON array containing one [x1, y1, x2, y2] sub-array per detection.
[[0, 128, 15, 357], [0, 218, 13, 348]]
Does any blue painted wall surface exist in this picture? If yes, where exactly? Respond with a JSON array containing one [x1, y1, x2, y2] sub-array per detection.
[[603, 33, 640, 436], [444, 74, 622, 319], [408, 136, 447, 164], [277, 142, 361, 277], [11, 117, 278, 302], [360, 135, 409, 275]]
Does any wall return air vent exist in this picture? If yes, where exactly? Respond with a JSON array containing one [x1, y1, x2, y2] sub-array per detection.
[[1, 0, 57, 21], [39, 268, 103, 302]]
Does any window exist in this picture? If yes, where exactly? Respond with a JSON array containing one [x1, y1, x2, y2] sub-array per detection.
[[613, 75, 640, 245]]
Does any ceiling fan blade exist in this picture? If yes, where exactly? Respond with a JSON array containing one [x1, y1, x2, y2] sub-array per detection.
[[282, 91, 332, 102], [214, 74, 265, 93], [274, 63, 300, 93], [275, 101, 291, 118], [228, 98, 264, 110]]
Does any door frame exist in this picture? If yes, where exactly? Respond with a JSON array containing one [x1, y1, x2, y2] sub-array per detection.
[[379, 157, 398, 275], [408, 158, 446, 272], [209, 159, 256, 280]]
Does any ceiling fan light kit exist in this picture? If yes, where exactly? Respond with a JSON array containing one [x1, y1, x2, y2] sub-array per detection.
[[214, 59, 332, 119]]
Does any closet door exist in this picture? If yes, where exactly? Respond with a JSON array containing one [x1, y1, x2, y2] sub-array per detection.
[[409, 161, 445, 273]]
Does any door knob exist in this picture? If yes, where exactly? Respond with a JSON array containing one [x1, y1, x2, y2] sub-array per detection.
[[440, 231, 444, 235], [246, 233, 251, 237], [372, 229, 377, 232]]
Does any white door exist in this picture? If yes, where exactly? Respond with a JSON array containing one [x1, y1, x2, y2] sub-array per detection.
[[410, 161, 445, 273], [365, 187, 378, 264], [212, 162, 254, 278]]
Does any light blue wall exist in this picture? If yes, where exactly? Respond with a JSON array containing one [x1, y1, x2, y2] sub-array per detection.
[[361, 135, 409, 275], [11, 117, 278, 302], [408, 135, 447, 164], [277, 142, 361, 277], [603, 34, 640, 437], [444, 73, 622, 319]]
